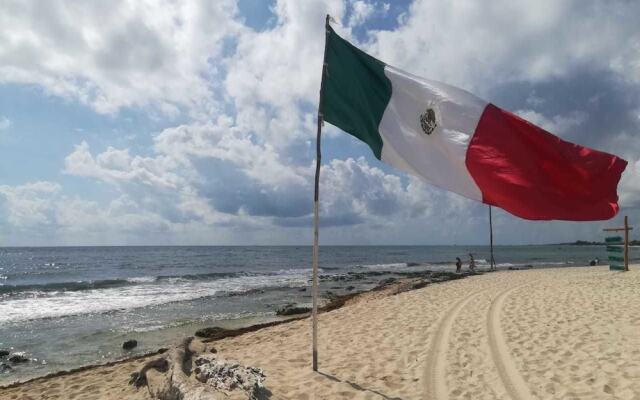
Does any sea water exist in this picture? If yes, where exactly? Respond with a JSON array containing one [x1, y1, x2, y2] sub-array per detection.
[[0, 245, 635, 384]]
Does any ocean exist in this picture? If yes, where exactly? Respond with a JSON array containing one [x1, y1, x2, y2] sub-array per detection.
[[0, 244, 636, 384]]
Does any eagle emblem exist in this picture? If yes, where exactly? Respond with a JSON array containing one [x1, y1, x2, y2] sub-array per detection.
[[420, 108, 437, 135]]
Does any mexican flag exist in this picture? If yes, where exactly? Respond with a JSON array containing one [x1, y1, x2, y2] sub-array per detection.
[[321, 25, 627, 221]]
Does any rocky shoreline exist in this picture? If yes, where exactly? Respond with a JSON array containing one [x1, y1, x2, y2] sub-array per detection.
[[0, 268, 477, 390]]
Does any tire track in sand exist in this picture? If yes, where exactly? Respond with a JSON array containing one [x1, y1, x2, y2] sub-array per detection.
[[487, 283, 535, 400], [423, 288, 487, 400]]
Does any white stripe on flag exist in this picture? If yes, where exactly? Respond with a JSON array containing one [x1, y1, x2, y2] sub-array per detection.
[[378, 65, 487, 201]]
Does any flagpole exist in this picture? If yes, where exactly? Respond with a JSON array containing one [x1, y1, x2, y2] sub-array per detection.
[[311, 14, 331, 372], [489, 206, 495, 271]]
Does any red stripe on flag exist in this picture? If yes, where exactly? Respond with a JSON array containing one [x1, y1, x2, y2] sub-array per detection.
[[465, 104, 627, 221]]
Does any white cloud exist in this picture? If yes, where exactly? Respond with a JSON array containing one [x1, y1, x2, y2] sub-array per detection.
[[153, 121, 306, 188], [321, 157, 425, 222], [63, 140, 225, 227], [348, 1, 375, 27], [2, 0, 640, 245], [620, 159, 640, 208], [0, 181, 201, 245], [514, 109, 587, 136], [63, 120, 446, 230], [4, 137, 465, 243], [0, 0, 241, 115], [64, 141, 184, 189], [369, 0, 640, 93], [0, 181, 60, 227], [224, 0, 345, 147], [0, 116, 10, 130], [54, 195, 171, 234]]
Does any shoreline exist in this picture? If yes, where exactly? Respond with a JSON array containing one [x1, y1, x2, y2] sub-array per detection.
[[0, 268, 473, 390], [3, 266, 639, 399]]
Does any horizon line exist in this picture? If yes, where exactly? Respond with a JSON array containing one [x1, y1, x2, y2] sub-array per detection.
[[0, 242, 600, 248]]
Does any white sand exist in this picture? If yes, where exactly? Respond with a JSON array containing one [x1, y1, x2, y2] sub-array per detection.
[[3, 266, 640, 399]]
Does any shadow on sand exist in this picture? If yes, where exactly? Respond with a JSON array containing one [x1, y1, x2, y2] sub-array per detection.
[[318, 371, 405, 400]]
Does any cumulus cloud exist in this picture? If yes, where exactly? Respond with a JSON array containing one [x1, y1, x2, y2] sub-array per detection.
[[0, 0, 241, 115], [0, 181, 60, 227], [514, 110, 587, 136], [620, 159, 640, 208], [346, 1, 390, 28], [63, 140, 224, 226], [54, 195, 171, 234], [154, 121, 306, 188], [223, 0, 345, 150], [0, 181, 165, 233], [65, 141, 184, 189], [62, 119, 450, 234], [2, 0, 640, 245], [369, 0, 640, 91], [348, 1, 375, 27], [0, 180, 200, 246]]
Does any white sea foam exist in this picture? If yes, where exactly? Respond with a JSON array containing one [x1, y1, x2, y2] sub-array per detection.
[[131, 324, 170, 333], [497, 263, 515, 267], [126, 276, 157, 283], [359, 263, 408, 270], [275, 268, 315, 274], [494, 261, 571, 268], [0, 270, 309, 324]]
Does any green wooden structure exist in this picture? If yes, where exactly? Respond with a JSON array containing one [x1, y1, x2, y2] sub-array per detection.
[[603, 216, 632, 271]]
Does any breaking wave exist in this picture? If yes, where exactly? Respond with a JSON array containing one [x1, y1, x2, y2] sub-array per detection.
[[0, 269, 312, 324]]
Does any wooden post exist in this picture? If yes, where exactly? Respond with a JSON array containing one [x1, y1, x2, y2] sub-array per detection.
[[624, 215, 629, 271], [489, 206, 495, 271], [311, 14, 331, 372]]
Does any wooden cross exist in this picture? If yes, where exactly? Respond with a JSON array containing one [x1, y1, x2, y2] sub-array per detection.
[[603, 216, 633, 271]]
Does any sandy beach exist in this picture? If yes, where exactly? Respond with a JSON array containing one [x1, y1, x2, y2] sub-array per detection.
[[3, 265, 640, 400]]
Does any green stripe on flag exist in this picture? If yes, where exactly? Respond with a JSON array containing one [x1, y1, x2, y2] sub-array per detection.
[[322, 25, 390, 160], [605, 236, 623, 243], [606, 245, 623, 253], [608, 255, 624, 262], [610, 264, 625, 270]]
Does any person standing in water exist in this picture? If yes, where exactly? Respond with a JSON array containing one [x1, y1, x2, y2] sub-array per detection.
[[455, 257, 462, 273], [469, 253, 476, 272]]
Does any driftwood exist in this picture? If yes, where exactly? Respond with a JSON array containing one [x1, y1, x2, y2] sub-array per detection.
[[130, 337, 267, 400]]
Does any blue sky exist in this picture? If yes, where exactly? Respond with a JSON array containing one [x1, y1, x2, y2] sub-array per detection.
[[0, 0, 639, 246]]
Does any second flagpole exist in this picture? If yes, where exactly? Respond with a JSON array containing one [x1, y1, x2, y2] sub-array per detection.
[[489, 205, 495, 271], [312, 14, 331, 372]]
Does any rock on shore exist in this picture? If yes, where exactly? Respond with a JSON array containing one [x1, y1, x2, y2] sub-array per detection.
[[194, 354, 266, 396], [275, 304, 311, 316], [122, 340, 138, 351], [8, 354, 29, 364]]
